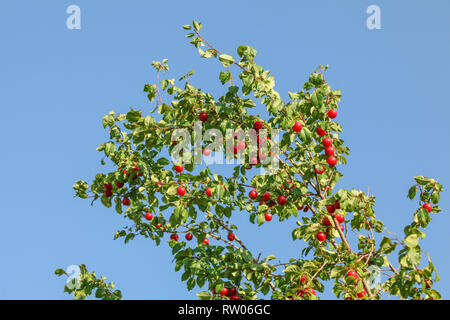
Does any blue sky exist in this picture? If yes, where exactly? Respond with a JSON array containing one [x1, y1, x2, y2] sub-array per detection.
[[0, 0, 449, 299]]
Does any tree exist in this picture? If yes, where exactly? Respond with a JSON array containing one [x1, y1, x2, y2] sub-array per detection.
[[56, 20, 443, 300]]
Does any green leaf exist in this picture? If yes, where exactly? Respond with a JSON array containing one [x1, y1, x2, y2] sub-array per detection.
[[196, 291, 212, 300], [237, 45, 257, 60], [379, 237, 397, 254], [187, 277, 196, 290], [256, 213, 265, 226], [104, 142, 116, 156], [404, 234, 419, 248], [192, 20, 201, 31], [126, 109, 141, 123], [431, 192, 440, 204], [219, 70, 232, 84], [54, 268, 66, 276], [261, 282, 270, 295], [218, 54, 234, 67], [166, 185, 178, 196], [102, 114, 114, 128], [101, 195, 112, 208], [407, 186, 417, 200]]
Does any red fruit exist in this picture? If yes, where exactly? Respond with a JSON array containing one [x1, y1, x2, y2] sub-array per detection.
[[105, 189, 113, 197], [297, 288, 316, 297], [185, 233, 193, 241], [335, 214, 345, 224], [423, 203, 433, 212], [356, 289, 366, 298], [212, 288, 217, 295], [316, 232, 327, 242], [327, 156, 337, 166], [238, 141, 247, 150], [155, 223, 162, 228], [339, 224, 345, 232], [303, 206, 309, 212], [265, 212, 273, 221], [326, 204, 335, 214], [254, 121, 263, 131], [300, 275, 308, 284], [249, 190, 258, 200], [315, 165, 325, 175], [347, 270, 358, 279], [292, 121, 303, 132], [281, 181, 294, 190], [228, 288, 237, 296], [133, 163, 140, 172], [227, 233, 236, 241], [232, 146, 238, 154], [297, 205, 304, 210], [205, 188, 212, 197], [202, 238, 209, 245], [170, 234, 179, 241], [116, 181, 124, 188], [277, 195, 287, 205], [203, 148, 211, 156], [322, 216, 332, 227], [105, 183, 112, 191], [122, 197, 130, 206], [328, 109, 337, 119], [334, 201, 341, 210], [122, 169, 127, 175], [344, 297, 352, 300], [322, 137, 333, 148], [145, 212, 153, 221], [199, 112, 209, 122], [230, 295, 241, 300], [316, 127, 326, 136], [175, 165, 183, 173], [425, 279, 432, 289], [262, 192, 271, 202], [249, 156, 259, 165], [177, 186, 186, 196], [325, 146, 335, 156], [172, 140, 177, 146]]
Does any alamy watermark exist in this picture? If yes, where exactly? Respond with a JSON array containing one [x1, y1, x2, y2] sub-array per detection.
[[65, 264, 82, 290], [366, 5, 381, 30], [170, 123, 281, 175], [66, 5, 81, 30]]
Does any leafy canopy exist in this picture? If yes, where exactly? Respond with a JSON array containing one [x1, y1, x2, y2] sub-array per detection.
[[60, 20, 443, 300]]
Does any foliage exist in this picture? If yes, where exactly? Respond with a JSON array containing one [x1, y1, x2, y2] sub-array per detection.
[[55, 264, 122, 300], [58, 20, 443, 300]]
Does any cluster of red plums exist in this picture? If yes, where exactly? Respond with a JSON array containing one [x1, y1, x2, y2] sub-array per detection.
[[247, 189, 290, 222], [212, 286, 241, 300], [294, 275, 316, 298], [104, 163, 143, 206], [343, 270, 366, 299], [316, 200, 345, 242], [291, 109, 338, 169]]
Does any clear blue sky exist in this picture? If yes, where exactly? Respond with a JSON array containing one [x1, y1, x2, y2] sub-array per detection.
[[1, 0, 449, 299]]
